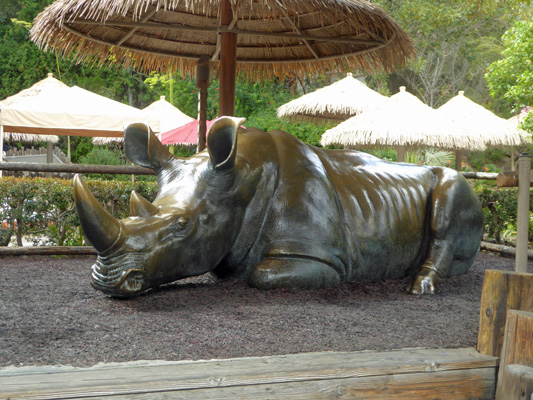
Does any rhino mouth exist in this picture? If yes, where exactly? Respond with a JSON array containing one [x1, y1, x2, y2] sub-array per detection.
[[91, 263, 145, 297]]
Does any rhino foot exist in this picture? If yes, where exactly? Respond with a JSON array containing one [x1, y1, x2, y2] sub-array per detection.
[[407, 264, 443, 295], [249, 257, 340, 290]]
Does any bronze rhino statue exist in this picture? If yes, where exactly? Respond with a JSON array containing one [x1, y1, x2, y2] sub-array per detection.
[[74, 116, 483, 298]]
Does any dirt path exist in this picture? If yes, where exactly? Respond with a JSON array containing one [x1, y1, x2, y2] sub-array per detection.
[[0, 251, 530, 367]]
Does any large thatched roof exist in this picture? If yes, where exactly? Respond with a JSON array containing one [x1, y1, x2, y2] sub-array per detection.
[[320, 87, 486, 151], [30, 0, 414, 80], [437, 91, 523, 147], [277, 73, 387, 124]]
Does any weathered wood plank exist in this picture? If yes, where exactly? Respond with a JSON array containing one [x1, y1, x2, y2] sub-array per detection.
[[0, 246, 96, 256], [78, 368, 497, 400], [496, 310, 533, 400], [477, 270, 533, 357], [0, 162, 154, 175], [0, 348, 498, 400], [499, 364, 533, 400]]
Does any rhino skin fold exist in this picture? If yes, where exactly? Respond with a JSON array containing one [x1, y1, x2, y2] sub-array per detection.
[[73, 117, 483, 298]]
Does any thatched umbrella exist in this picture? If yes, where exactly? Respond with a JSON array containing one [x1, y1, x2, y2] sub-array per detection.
[[321, 87, 486, 162], [437, 91, 523, 147], [436, 91, 524, 171], [92, 95, 194, 145], [30, 0, 414, 149], [277, 73, 387, 125], [507, 113, 532, 170]]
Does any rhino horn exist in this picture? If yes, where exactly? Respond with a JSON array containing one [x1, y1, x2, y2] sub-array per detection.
[[73, 174, 121, 253], [129, 191, 158, 217]]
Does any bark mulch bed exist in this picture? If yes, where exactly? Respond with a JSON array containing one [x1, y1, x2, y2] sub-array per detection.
[[0, 251, 530, 368]]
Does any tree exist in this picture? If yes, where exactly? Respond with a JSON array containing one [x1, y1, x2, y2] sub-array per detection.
[[376, 0, 523, 107], [485, 19, 533, 128]]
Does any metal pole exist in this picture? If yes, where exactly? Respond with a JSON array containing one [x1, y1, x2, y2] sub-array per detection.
[[0, 124, 4, 178], [515, 152, 531, 272]]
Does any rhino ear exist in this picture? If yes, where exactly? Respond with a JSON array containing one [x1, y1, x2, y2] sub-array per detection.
[[124, 122, 173, 172], [207, 117, 246, 172]]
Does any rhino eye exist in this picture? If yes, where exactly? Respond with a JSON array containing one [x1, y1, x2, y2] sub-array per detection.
[[171, 216, 189, 233]]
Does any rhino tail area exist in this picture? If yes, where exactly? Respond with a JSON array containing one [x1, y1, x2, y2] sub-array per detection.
[[409, 167, 484, 294]]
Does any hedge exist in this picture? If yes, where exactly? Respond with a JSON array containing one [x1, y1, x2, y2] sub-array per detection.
[[0, 177, 531, 247], [0, 177, 157, 247]]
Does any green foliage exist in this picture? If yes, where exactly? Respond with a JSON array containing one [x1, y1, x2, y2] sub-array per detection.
[[0, 177, 158, 246], [377, 0, 522, 108], [473, 184, 533, 244], [486, 20, 533, 119]]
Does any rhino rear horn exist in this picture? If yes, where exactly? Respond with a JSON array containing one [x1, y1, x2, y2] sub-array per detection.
[[207, 116, 246, 172], [124, 122, 173, 172], [130, 191, 159, 217], [73, 175, 121, 253]]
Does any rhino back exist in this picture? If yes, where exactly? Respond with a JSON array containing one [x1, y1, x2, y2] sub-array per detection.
[[316, 148, 434, 280]]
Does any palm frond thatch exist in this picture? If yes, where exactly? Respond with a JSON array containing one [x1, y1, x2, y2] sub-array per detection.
[[321, 87, 486, 151], [437, 91, 523, 147], [30, 0, 415, 80], [277, 73, 387, 125]]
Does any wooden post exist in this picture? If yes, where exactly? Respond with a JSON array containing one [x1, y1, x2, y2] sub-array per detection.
[[496, 310, 533, 400], [218, 0, 236, 117], [478, 270, 533, 357], [455, 149, 464, 171], [396, 145, 406, 163], [46, 141, 53, 178], [197, 55, 210, 152], [516, 153, 531, 273], [499, 364, 533, 400]]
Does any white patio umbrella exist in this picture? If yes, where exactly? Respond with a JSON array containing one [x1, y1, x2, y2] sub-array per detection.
[[321, 87, 486, 163], [277, 73, 387, 125], [93, 96, 194, 145]]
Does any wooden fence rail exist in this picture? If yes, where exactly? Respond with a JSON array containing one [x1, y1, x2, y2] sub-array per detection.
[[0, 162, 154, 175]]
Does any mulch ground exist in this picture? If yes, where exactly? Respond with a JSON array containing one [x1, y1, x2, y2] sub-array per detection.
[[0, 251, 530, 368]]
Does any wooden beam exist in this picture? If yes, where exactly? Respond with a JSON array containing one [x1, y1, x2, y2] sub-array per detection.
[[499, 364, 533, 400], [71, 19, 386, 46], [496, 310, 533, 400], [278, 2, 320, 59], [0, 246, 96, 256], [62, 24, 387, 64], [480, 241, 533, 260], [460, 172, 498, 180], [478, 270, 533, 357], [0, 162, 154, 175], [0, 348, 498, 400], [116, 9, 157, 46], [218, 0, 236, 117]]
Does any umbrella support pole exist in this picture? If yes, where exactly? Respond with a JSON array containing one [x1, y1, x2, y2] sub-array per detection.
[[0, 124, 3, 178], [219, 0, 236, 117], [197, 56, 210, 152], [455, 149, 465, 172], [396, 145, 406, 163]]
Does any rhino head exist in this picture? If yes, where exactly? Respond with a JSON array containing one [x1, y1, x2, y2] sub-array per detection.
[[74, 117, 249, 297]]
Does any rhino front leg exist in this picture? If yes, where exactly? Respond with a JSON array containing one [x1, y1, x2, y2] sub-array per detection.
[[249, 257, 341, 290]]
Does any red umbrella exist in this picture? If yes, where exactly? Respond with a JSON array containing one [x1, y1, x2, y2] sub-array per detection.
[[160, 119, 217, 146]]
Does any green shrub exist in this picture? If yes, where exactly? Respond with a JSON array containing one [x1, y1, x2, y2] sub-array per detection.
[[473, 184, 532, 244], [0, 177, 157, 246]]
